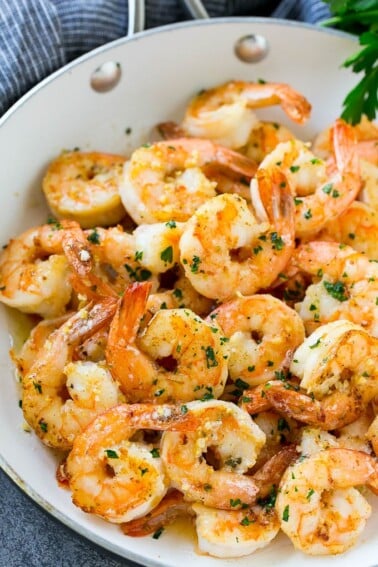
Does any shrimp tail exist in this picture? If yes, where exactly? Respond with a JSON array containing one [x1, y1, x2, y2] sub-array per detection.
[[252, 445, 299, 498], [121, 490, 193, 537], [157, 121, 186, 140], [215, 145, 258, 178], [62, 228, 117, 299], [67, 297, 118, 345]]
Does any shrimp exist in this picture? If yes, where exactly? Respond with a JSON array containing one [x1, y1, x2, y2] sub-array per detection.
[[318, 201, 378, 259], [22, 298, 121, 449], [121, 490, 193, 536], [251, 119, 362, 239], [14, 313, 71, 378], [119, 138, 257, 224], [276, 448, 378, 555], [207, 294, 305, 387], [179, 167, 295, 301], [313, 115, 378, 165], [42, 151, 126, 228], [62, 225, 159, 299], [192, 504, 280, 558], [182, 81, 311, 149], [122, 445, 297, 539], [160, 400, 266, 509], [65, 403, 198, 523], [105, 282, 227, 403], [0, 221, 77, 317], [291, 320, 378, 406], [244, 121, 296, 164], [244, 321, 378, 429], [289, 241, 378, 337]]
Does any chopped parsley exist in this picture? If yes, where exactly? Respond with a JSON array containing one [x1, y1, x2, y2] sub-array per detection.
[[323, 280, 349, 302]]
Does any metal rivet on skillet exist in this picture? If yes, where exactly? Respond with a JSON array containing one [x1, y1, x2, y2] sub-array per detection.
[[90, 61, 122, 92], [234, 35, 269, 63]]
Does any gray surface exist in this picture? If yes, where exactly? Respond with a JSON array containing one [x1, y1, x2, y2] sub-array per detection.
[[0, 468, 142, 566]]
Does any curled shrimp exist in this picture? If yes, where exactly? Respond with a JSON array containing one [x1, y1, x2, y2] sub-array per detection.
[[318, 201, 378, 259], [119, 138, 257, 224], [179, 167, 295, 301], [192, 503, 279, 558], [182, 80, 311, 149], [276, 448, 378, 555], [243, 321, 378, 429], [22, 298, 121, 449], [160, 400, 266, 509], [105, 282, 227, 403], [288, 241, 378, 337], [0, 221, 78, 317], [65, 403, 198, 523], [207, 294, 305, 387], [42, 151, 126, 228], [251, 119, 361, 239]]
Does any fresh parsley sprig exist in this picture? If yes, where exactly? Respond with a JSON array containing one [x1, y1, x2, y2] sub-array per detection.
[[322, 0, 378, 124]]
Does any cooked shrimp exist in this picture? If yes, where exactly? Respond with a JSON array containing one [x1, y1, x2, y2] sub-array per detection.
[[313, 115, 378, 165], [156, 121, 255, 201], [63, 225, 159, 299], [0, 221, 77, 317], [160, 400, 265, 509], [276, 448, 378, 555], [182, 81, 311, 149], [105, 282, 227, 402], [244, 121, 296, 163], [251, 119, 361, 239], [15, 313, 70, 377], [42, 151, 126, 228], [179, 167, 295, 301], [207, 294, 305, 387], [242, 380, 363, 430], [193, 504, 279, 558], [119, 138, 257, 224], [65, 403, 198, 523], [243, 321, 378, 429], [289, 241, 378, 336], [318, 201, 378, 259], [291, 320, 378, 406], [121, 490, 193, 537], [133, 221, 185, 274], [22, 298, 121, 449]]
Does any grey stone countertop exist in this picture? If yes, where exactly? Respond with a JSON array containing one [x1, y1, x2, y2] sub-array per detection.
[[0, 468, 142, 566]]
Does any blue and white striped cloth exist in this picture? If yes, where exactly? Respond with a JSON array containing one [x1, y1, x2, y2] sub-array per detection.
[[0, 0, 330, 116]]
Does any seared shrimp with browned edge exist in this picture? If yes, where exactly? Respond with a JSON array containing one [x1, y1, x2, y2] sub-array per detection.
[[65, 403, 198, 523], [181, 80, 311, 149], [207, 294, 305, 388], [119, 138, 257, 224], [22, 298, 122, 449], [160, 400, 265, 509], [105, 282, 228, 402], [42, 151, 126, 228], [179, 166, 295, 301], [0, 220, 78, 317]]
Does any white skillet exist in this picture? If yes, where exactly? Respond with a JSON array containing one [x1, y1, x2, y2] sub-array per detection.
[[0, 0, 376, 565]]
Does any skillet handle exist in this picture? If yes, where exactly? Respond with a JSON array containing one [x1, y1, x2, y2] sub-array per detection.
[[128, 0, 146, 36], [180, 0, 209, 19]]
